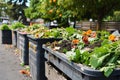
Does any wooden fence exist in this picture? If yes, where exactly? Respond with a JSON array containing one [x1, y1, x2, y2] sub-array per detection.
[[76, 21, 120, 31]]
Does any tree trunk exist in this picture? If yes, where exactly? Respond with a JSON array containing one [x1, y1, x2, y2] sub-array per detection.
[[97, 16, 103, 30], [97, 20, 102, 30]]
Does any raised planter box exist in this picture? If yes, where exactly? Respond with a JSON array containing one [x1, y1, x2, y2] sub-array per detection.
[[43, 45, 120, 80], [18, 32, 29, 65], [28, 35, 61, 80], [0, 30, 12, 44]]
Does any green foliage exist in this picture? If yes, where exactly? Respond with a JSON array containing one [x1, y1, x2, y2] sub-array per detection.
[[101, 39, 111, 46], [24, 0, 41, 19], [5, 0, 28, 23], [100, 65, 115, 77], [113, 11, 120, 21], [65, 27, 76, 36], [38, 0, 73, 27], [20, 62, 25, 67], [90, 53, 110, 69], [73, 49, 81, 63], [11, 22, 25, 30], [0, 24, 10, 30], [105, 11, 120, 21], [90, 41, 120, 77], [49, 28, 61, 38], [30, 24, 42, 30], [97, 31, 110, 40], [25, 0, 120, 29], [0, 1, 7, 17], [81, 51, 90, 65]]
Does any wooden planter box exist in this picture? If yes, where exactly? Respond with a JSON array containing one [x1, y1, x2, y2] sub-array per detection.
[[28, 35, 61, 80], [18, 32, 29, 65], [43, 45, 120, 80], [0, 30, 12, 44]]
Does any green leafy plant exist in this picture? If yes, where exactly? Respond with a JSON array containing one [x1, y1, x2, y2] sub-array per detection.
[[90, 41, 120, 77], [11, 22, 25, 30], [0, 24, 10, 30], [20, 62, 25, 67]]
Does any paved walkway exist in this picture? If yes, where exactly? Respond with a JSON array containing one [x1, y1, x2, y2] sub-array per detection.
[[0, 44, 32, 80]]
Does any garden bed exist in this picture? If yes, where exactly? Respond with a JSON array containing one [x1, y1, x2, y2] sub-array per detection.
[[0, 30, 12, 44], [28, 35, 61, 80], [43, 45, 120, 80], [18, 32, 29, 65]]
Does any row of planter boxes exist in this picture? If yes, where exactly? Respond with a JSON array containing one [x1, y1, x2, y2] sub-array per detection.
[[18, 32, 120, 80], [1, 30, 120, 80]]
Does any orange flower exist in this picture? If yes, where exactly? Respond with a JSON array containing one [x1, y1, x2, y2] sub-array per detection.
[[72, 39, 79, 44], [86, 30, 92, 35], [82, 30, 92, 36], [109, 34, 116, 41]]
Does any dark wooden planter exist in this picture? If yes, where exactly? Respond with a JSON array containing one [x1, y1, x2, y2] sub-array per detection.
[[18, 32, 29, 65], [28, 35, 61, 80], [43, 45, 120, 80], [0, 30, 12, 44]]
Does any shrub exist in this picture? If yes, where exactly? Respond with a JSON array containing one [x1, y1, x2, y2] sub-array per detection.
[[11, 22, 25, 30], [0, 24, 10, 30]]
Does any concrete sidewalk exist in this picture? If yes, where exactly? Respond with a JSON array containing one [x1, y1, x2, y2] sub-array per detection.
[[0, 44, 32, 80]]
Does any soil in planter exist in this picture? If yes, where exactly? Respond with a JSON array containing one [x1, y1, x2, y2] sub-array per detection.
[[47, 40, 103, 53], [47, 40, 72, 53]]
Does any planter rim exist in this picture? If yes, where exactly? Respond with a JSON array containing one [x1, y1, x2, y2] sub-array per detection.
[[0, 30, 11, 31], [42, 45, 120, 77]]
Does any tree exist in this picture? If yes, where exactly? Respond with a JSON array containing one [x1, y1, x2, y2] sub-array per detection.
[[56, 0, 120, 30], [6, 0, 28, 24], [83, 0, 120, 30], [58, 0, 86, 28], [25, 0, 41, 20], [25, 0, 120, 29], [0, 1, 7, 17], [38, 0, 75, 27]]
